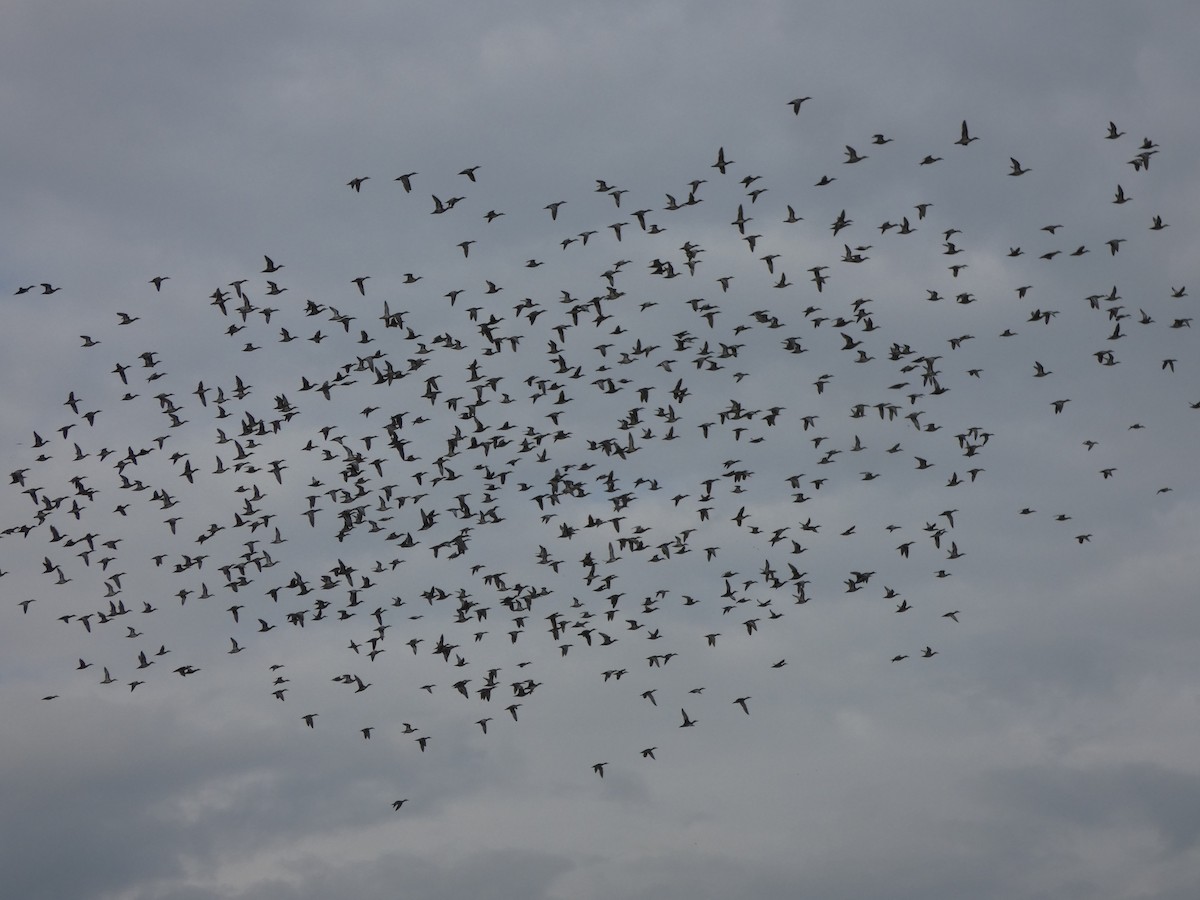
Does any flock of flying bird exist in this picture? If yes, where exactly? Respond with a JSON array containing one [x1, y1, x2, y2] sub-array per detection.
[[5, 100, 1194, 809]]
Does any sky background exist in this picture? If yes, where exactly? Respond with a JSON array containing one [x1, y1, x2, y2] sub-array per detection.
[[3, 3, 1200, 899]]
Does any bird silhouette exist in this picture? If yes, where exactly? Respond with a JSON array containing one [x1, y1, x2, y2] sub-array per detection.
[[6, 98, 1194, 818]]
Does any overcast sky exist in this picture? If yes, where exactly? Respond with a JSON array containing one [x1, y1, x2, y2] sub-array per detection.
[[3, 3, 1200, 899]]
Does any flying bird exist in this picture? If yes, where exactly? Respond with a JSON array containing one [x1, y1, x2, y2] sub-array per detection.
[[5, 99, 1195, 820]]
